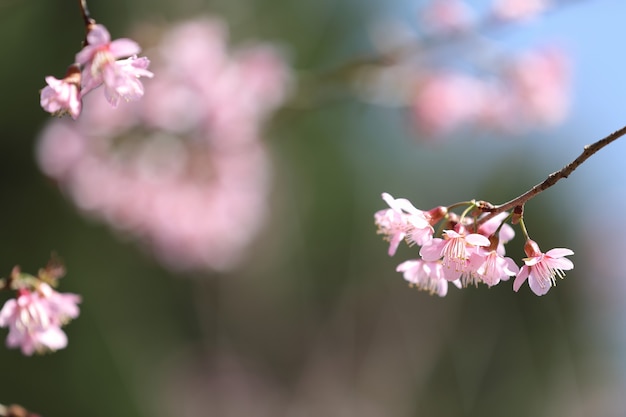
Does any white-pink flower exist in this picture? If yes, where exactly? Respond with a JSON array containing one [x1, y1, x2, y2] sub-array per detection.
[[0, 284, 81, 355], [396, 259, 458, 297], [40, 75, 82, 119], [420, 229, 490, 281], [36, 18, 291, 273], [76, 24, 153, 103], [513, 239, 574, 296], [375, 192, 433, 256], [102, 56, 154, 106], [468, 249, 518, 287]]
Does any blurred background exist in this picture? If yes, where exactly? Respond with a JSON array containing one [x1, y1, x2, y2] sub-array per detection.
[[1, 0, 626, 416]]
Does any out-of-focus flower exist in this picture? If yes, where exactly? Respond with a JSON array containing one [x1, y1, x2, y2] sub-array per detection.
[[513, 239, 574, 296], [37, 18, 291, 273], [0, 284, 81, 355], [419, 0, 476, 34], [411, 72, 486, 137], [40, 71, 82, 119], [409, 46, 570, 138], [492, 0, 550, 22], [363, 1, 569, 141], [502, 47, 570, 127]]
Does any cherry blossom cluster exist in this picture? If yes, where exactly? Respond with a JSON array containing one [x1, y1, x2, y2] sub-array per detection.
[[357, 0, 569, 139], [374, 193, 573, 296], [0, 403, 41, 417], [0, 258, 81, 355], [36, 18, 292, 272], [40, 22, 153, 120]]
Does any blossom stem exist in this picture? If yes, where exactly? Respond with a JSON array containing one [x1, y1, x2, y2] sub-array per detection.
[[78, 0, 95, 29], [518, 217, 530, 241], [480, 124, 626, 221]]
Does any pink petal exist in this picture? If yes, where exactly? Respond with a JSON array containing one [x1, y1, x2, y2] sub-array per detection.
[[513, 265, 529, 292], [87, 24, 111, 46], [528, 274, 551, 296], [546, 257, 574, 270], [465, 233, 490, 247], [388, 232, 404, 256], [38, 327, 68, 351], [545, 248, 574, 258], [109, 39, 142, 59], [419, 238, 444, 261]]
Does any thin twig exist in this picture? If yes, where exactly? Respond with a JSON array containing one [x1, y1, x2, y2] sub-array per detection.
[[78, 0, 95, 28], [480, 124, 626, 220]]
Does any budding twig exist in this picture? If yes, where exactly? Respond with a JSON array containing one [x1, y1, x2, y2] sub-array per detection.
[[480, 124, 626, 221]]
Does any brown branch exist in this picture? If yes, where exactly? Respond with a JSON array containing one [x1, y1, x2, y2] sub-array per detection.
[[480, 124, 626, 220], [78, 0, 96, 37]]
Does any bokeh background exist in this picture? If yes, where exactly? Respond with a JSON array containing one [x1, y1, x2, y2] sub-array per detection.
[[1, 0, 626, 416]]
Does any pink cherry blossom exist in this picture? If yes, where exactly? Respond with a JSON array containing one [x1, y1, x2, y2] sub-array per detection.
[[0, 284, 81, 355], [76, 24, 153, 103], [420, 229, 490, 281], [374, 193, 433, 256], [101, 56, 154, 106], [36, 18, 291, 273], [396, 259, 453, 297], [40, 75, 82, 119], [513, 239, 574, 296], [468, 249, 518, 287], [476, 212, 515, 255]]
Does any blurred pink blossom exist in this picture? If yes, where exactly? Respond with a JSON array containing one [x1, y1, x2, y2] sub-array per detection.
[[0, 284, 81, 355], [492, 0, 549, 22], [37, 18, 291, 273], [411, 72, 485, 137], [40, 74, 82, 119], [502, 47, 570, 127], [410, 46, 570, 137], [419, 0, 476, 34]]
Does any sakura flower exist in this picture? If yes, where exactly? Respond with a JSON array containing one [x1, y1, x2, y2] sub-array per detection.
[[40, 73, 82, 119], [102, 56, 154, 106], [513, 239, 574, 296], [420, 229, 490, 281], [375, 193, 433, 256], [397, 259, 458, 297], [0, 284, 81, 355], [36, 18, 291, 273], [76, 24, 153, 103], [468, 248, 518, 287]]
